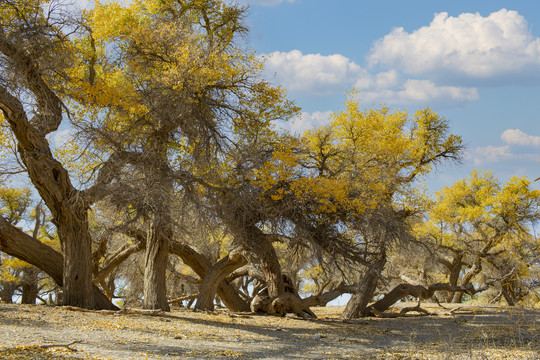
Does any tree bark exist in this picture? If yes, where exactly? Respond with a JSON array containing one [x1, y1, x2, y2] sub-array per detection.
[[0, 215, 118, 310], [446, 252, 463, 302], [21, 267, 40, 304], [0, 79, 94, 307], [142, 215, 170, 311], [252, 283, 354, 319], [0, 281, 16, 303], [195, 250, 247, 311], [341, 252, 386, 319]]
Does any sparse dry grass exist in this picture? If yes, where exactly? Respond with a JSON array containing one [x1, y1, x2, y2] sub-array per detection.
[[0, 303, 538, 359]]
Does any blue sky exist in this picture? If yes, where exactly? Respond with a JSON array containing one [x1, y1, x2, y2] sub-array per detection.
[[73, 0, 540, 193], [239, 0, 540, 193]]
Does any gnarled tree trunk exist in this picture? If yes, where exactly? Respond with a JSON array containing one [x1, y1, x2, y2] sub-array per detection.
[[364, 282, 477, 316], [169, 240, 249, 312], [195, 250, 247, 311]]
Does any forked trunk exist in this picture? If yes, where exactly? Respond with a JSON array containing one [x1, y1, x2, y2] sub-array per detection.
[[446, 253, 463, 302], [169, 241, 249, 312]]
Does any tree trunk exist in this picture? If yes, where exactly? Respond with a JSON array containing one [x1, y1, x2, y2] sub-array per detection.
[[246, 228, 285, 298], [59, 206, 95, 309], [195, 250, 247, 311], [446, 253, 463, 302], [341, 271, 380, 319], [21, 267, 40, 304], [341, 253, 386, 319], [452, 237, 496, 303], [142, 217, 170, 311], [0, 37, 122, 310], [0, 282, 16, 303], [0, 214, 118, 310]]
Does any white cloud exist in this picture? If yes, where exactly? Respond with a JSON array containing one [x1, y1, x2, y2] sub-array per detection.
[[359, 79, 478, 106], [501, 129, 540, 147], [468, 145, 512, 165], [264, 50, 367, 95], [368, 9, 540, 83], [264, 50, 477, 106]]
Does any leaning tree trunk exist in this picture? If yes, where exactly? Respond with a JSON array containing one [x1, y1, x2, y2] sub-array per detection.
[[195, 250, 247, 311], [0, 36, 103, 309], [341, 252, 386, 319], [0, 214, 118, 310], [365, 282, 477, 316], [452, 238, 494, 303]]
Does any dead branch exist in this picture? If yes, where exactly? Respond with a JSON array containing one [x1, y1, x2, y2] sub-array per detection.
[[168, 294, 198, 304], [39, 340, 83, 351]]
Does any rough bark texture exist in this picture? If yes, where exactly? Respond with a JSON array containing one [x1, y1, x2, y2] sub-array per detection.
[[142, 217, 170, 311], [0, 215, 118, 310], [443, 253, 464, 302], [341, 253, 386, 319], [0, 282, 16, 303], [194, 250, 248, 311]]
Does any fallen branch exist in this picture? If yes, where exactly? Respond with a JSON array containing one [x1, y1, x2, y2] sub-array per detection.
[[168, 294, 198, 305], [39, 340, 83, 351]]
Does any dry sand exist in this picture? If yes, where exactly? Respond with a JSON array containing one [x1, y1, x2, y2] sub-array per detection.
[[0, 302, 538, 359]]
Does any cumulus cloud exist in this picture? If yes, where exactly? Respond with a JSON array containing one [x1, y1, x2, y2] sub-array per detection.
[[264, 50, 477, 106], [264, 50, 367, 95], [501, 129, 540, 147], [368, 9, 540, 83], [358, 79, 478, 106]]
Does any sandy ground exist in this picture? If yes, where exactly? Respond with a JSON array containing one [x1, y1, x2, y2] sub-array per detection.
[[0, 302, 539, 359]]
